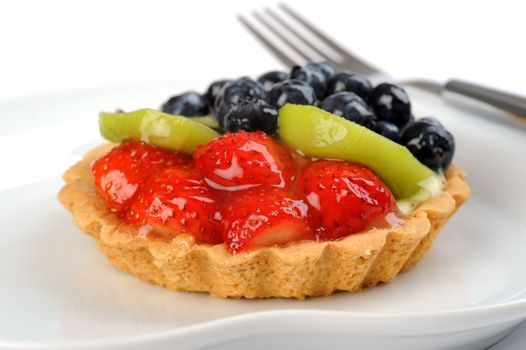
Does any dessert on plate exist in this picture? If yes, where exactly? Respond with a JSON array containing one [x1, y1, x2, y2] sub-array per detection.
[[59, 62, 470, 299]]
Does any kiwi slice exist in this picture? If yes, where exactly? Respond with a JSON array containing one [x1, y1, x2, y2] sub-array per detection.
[[99, 109, 219, 154], [278, 104, 442, 202], [190, 115, 220, 129]]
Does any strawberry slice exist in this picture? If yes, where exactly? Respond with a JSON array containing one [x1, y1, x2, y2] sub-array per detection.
[[91, 140, 191, 213], [129, 168, 223, 244], [300, 160, 396, 240], [194, 131, 296, 191], [222, 188, 311, 252]]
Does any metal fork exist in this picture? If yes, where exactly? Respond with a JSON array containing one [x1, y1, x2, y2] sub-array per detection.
[[238, 3, 526, 125]]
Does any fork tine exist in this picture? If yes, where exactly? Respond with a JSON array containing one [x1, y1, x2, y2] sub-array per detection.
[[278, 3, 351, 58], [279, 3, 381, 75], [237, 15, 296, 68], [252, 11, 312, 64], [264, 8, 336, 64]]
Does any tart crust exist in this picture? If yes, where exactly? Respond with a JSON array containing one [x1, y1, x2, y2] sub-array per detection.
[[58, 144, 470, 299]]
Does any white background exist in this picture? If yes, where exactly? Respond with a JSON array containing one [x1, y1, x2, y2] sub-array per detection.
[[1, 0, 525, 349], [0, 0, 525, 103]]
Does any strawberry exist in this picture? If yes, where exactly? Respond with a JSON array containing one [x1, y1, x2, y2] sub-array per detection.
[[194, 131, 296, 191], [91, 140, 191, 213], [299, 160, 395, 240], [128, 168, 223, 244], [222, 188, 311, 252]]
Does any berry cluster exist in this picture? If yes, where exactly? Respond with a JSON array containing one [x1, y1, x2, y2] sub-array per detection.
[[161, 62, 454, 173], [92, 133, 395, 252]]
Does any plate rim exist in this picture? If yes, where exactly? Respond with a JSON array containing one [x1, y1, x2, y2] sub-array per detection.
[[5, 304, 526, 348], [2, 83, 526, 348]]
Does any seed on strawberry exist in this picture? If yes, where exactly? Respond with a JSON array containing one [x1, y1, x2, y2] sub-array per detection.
[[221, 188, 311, 252], [299, 160, 395, 239], [91, 140, 191, 213], [129, 168, 223, 244], [194, 131, 296, 192]]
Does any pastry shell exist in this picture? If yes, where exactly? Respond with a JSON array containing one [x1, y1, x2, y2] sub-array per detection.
[[58, 144, 470, 299]]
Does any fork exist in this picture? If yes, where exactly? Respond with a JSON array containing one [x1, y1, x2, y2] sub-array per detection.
[[238, 3, 526, 125]]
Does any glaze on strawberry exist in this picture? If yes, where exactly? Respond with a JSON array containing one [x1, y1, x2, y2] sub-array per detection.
[[128, 168, 223, 244], [91, 140, 191, 212], [91, 132, 397, 252], [222, 188, 311, 252], [300, 160, 395, 240], [194, 131, 295, 191]]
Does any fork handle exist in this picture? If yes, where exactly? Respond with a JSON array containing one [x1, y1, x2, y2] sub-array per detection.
[[444, 79, 526, 119]]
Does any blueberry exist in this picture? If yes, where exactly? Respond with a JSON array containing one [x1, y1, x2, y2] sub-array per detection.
[[400, 117, 455, 172], [369, 83, 412, 128], [290, 65, 327, 99], [306, 61, 338, 80], [321, 92, 363, 115], [341, 100, 376, 128], [400, 115, 435, 135], [214, 77, 267, 126], [374, 121, 400, 142], [224, 99, 278, 135], [326, 73, 373, 100], [257, 71, 289, 90], [320, 92, 376, 128], [267, 79, 317, 109], [204, 79, 231, 109], [415, 117, 442, 127], [215, 77, 267, 108], [161, 91, 209, 116]]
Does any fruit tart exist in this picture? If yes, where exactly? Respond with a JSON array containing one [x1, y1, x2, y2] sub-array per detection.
[[58, 62, 470, 299]]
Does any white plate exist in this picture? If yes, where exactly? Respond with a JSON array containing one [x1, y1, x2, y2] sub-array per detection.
[[1, 83, 525, 350]]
